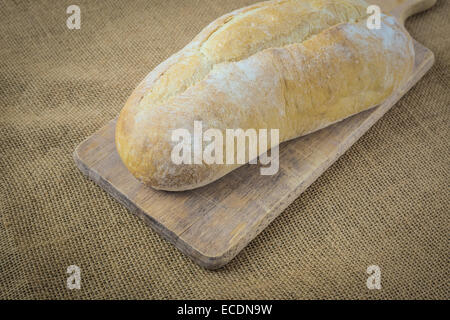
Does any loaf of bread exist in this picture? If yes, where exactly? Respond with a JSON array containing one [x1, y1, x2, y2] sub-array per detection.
[[116, 0, 414, 191]]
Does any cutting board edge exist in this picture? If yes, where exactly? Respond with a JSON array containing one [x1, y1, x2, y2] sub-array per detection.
[[74, 143, 233, 269]]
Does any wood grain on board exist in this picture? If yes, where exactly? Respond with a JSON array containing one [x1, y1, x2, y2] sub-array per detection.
[[74, 0, 436, 269]]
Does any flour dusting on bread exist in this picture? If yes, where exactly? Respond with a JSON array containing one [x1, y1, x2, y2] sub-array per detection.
[[115, 0, 414, 191]]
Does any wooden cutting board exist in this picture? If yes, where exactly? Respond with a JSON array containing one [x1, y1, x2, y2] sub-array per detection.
[[74, 0, 436, 269]]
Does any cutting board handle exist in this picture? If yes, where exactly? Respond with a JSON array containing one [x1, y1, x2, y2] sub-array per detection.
[[389, 0, 437, 25]]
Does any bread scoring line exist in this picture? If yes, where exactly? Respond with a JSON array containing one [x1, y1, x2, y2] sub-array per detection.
[[136, 0, 370, 111]]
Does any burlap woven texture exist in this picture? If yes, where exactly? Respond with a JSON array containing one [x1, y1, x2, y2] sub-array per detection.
[[1, 0, 449, 300]]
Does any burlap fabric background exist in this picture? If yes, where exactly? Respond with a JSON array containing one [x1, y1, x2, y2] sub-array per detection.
[[1, 0, 449, 299]]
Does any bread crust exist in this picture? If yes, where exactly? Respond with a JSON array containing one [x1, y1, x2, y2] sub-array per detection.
[[116, 0, 414, 191]]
